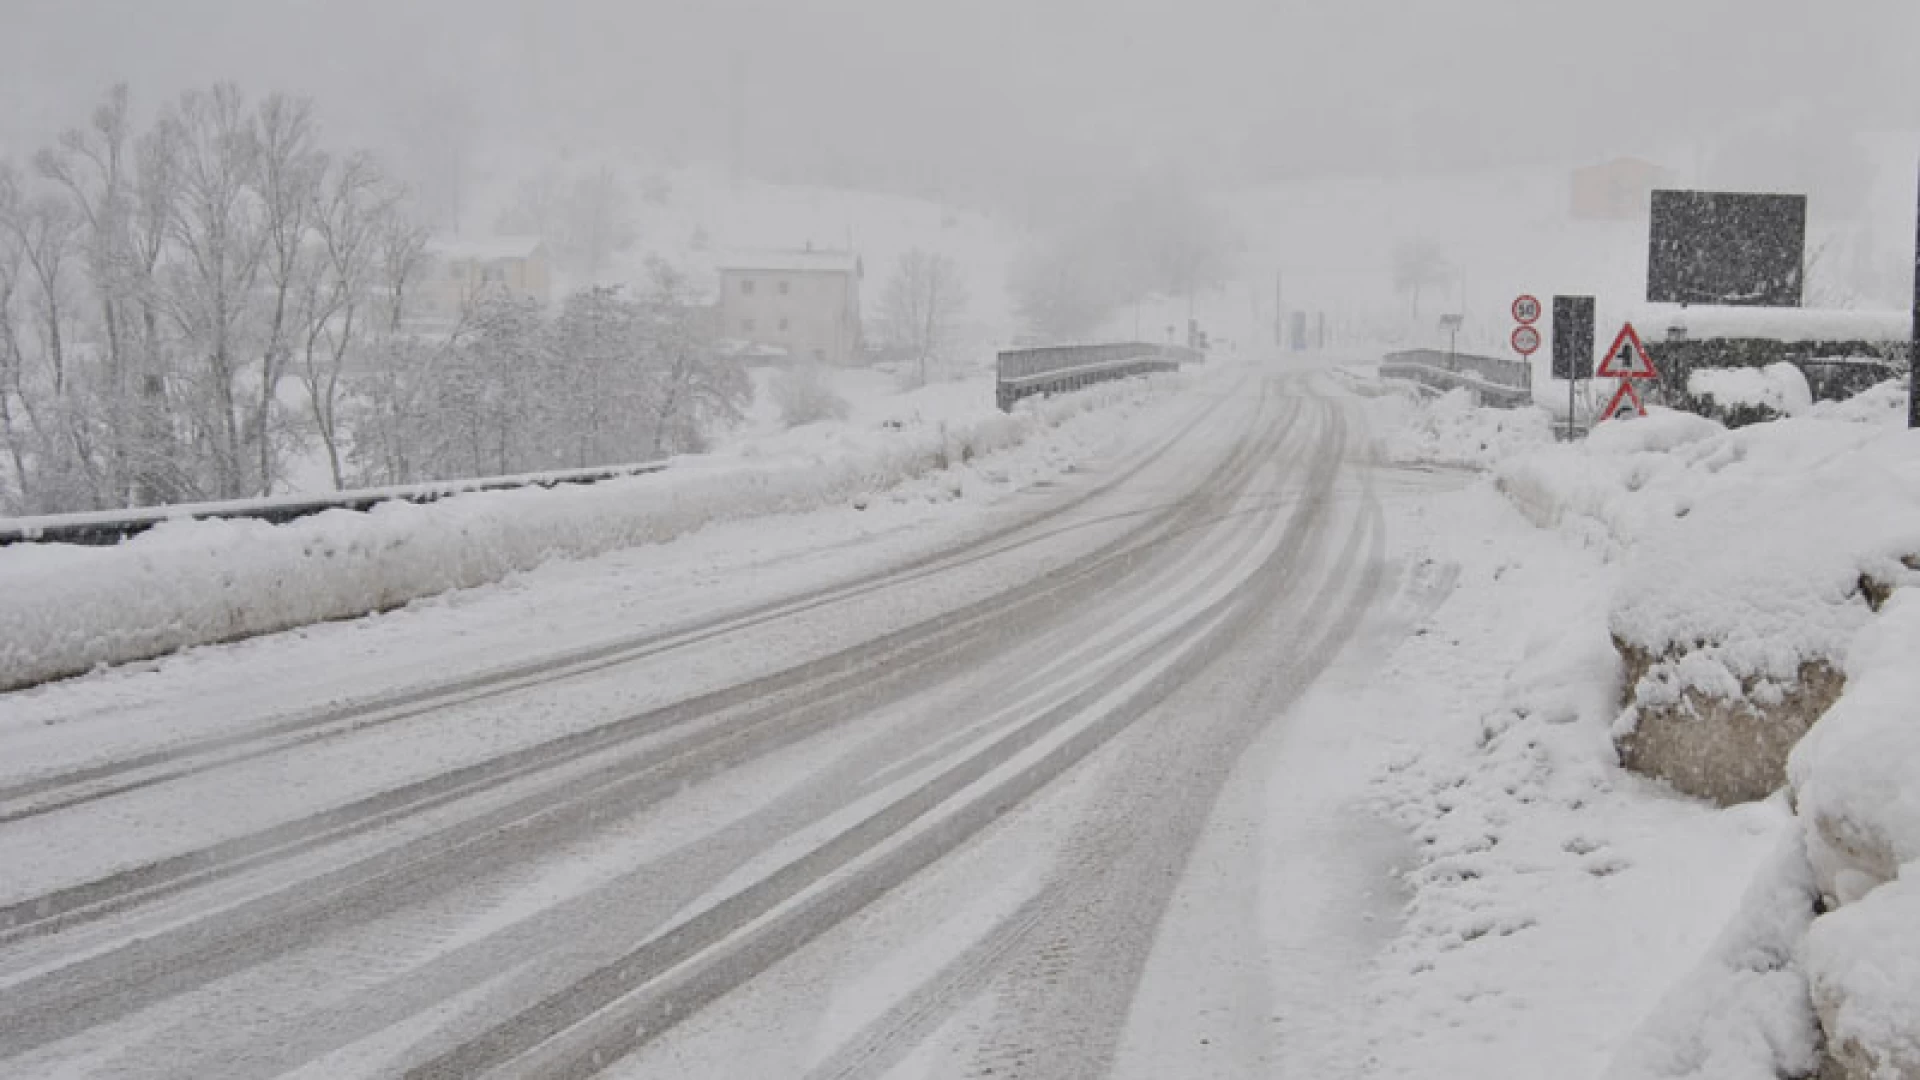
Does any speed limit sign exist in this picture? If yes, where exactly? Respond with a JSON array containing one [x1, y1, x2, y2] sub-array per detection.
[[1511, 324, 1542, 356], [1512, 295, 1542, 324]]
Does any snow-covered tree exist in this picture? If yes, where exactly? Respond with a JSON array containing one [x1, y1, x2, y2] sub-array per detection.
[[637, 260, 749, 455], [880, 249, 969, 386]]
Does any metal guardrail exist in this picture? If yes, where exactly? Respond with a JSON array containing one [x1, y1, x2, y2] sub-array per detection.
[[1380, 349, 1535, 409], [996, 342, 1201, 411], [0, 460, 671, 547]]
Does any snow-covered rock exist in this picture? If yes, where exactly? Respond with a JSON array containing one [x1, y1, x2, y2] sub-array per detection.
[[1806, 872, 1920, 1080], [1490, 397, 1920, 803], [1790, 588, 1920, 1080], [1789, 589, 1920, 906]]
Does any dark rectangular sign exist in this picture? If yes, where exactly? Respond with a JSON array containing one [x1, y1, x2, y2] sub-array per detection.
[[1647, 189, 1806, 307], [1552, 295, 1595, 380]]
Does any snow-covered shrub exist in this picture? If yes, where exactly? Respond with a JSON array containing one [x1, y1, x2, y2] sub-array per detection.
[[771, 363, 852, 428], [1686, 363, 1813, 428]]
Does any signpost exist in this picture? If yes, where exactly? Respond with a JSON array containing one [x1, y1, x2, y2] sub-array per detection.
[[1439, 313, 1464, 362], [1597, 322, 1659, 421], [1552, 296, 1596, 440], [1511, 295, 1542, 355], [1510, 324, 1541, 357], [1910, 162, 1918, 429]]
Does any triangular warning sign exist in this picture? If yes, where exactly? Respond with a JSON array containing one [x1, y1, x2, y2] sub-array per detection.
[[1597, 323, 1658, 379], [1601, 379, 1646, 422]]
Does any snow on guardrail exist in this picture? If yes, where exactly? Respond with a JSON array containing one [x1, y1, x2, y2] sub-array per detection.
[[0, 374, 1187, 692], [995, 342, 1201, 411], [0, 460, 672, 547]]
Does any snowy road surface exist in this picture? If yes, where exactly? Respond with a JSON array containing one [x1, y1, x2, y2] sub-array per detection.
[[0, 368, 1395, 1079]]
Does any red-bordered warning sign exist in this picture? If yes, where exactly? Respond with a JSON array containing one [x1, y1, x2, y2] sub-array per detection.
[[1597, 323, 1658, 379], [1601, 379, 1646, 421]]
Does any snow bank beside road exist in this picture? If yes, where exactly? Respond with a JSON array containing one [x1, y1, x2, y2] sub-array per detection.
[[1601, 830, 1823, 1080], [0, 373, 1192, 691], [1355, 382, 1920, 1078], [1791, 591, 1920, 1080], [1351, 476, 1783, 1079], [1362, 384, 1554, 469], [1478, 386, 1920, 1078], [1494, 408, 1920, 714]]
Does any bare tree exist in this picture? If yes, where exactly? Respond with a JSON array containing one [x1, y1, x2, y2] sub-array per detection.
[[297, 153, 397, 489], [880, 249, 970, 386], [500, 163, 636, 281], [0, 186, 33, 509], [34, 85, 137, 501], [163, 84, 267, 499], [640, 260, 748, 455], [251, 93, 325, 495]]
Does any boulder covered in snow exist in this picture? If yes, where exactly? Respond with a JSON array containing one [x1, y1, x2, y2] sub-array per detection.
[[1788, 589, 1920, 1080], [1607, 422, 1920, 804]]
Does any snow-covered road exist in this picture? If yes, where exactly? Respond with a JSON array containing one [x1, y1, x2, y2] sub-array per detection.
[[0, 366, 1400, 1079]]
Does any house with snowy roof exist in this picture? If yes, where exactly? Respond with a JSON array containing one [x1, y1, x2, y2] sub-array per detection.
[[419, 236, 553, 324], [715, 247, 864, 366]]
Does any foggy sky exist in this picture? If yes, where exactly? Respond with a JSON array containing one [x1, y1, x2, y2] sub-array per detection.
[[4, 0, 1917, 206]]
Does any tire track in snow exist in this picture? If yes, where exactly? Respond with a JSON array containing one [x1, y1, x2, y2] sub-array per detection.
[[0, 385, 1263, 949], [0, 382, 1293, 1068], [0, 379, 1232, 827], [394, 391, 1352, 1080]]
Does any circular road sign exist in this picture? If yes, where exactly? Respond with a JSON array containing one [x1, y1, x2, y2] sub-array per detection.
[[1511, 324, 1542, 356], [1512, 294, 1542, 325]]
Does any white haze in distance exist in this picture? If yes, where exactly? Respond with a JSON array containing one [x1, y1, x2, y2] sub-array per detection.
[[4, 0, 1916, 211]]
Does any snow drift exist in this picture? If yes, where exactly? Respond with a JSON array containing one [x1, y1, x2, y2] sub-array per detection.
[[0, 375, 1187, 691]]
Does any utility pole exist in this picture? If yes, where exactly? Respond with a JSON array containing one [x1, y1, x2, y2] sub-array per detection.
[[1910, 158, 1918, 428], [1274, 270, 1284, 347], [729, 52, 747, 194]]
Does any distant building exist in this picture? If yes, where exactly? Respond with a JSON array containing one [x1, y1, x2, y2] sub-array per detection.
[[1570, 157, 1676, 221], [715, 248, 864, 365], [419, 236, 552, 323]]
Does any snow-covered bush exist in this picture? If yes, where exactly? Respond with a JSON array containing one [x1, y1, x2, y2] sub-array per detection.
[[1686, 362, 1813, 428], [771, 363, 852, 428]]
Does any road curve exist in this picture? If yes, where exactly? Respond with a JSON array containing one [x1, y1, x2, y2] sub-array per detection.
[[0, 368, 1387, 1080]]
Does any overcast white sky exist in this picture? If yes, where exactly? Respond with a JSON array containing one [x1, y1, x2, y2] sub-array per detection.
[[4, 0, 1918, 207]]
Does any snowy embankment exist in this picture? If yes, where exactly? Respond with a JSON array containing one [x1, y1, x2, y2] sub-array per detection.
[[1354, 379, 1920, 1078], [0, 371, 1192, 692]]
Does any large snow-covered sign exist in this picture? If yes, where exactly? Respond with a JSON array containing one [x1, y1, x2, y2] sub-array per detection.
[[1647, 190, 1806, 308], [1551, 295, 1595, 381]]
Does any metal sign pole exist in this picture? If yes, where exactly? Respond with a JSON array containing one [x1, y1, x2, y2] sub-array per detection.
[[1910, 158, 1918, 429], [1569, 362, 1577, 440]]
